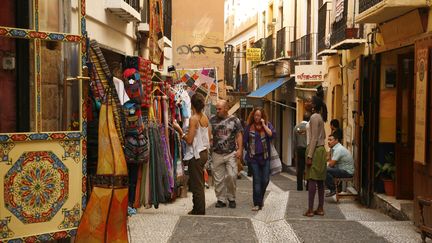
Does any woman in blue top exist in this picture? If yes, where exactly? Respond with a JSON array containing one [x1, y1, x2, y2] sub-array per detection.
[[244, 107, 275, 211]]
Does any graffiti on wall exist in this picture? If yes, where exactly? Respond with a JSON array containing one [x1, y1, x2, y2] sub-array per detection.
[[176, 44, 223, 55]]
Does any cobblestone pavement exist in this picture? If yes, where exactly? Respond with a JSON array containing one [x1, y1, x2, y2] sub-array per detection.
[[128, 172, 423, 243]]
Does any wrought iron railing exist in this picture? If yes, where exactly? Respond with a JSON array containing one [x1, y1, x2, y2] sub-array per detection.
[[253, 38, 264, 62], [291, 33, 316, 60], [264, 34, 274, 61], [318, 2, 330, 53], [235, 73, 248, 92], [224, 45, 234, 86], [276, 27, 286, 58], [163, 0, 172, 39], [359, 0, 382, 14], [124, 0, 140, 12], [330, 0, 364, 46], [141, 0, 150, 23]]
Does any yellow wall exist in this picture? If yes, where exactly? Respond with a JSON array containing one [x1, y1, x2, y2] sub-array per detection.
[[378, 46, 413, 143], [172, 0, 225, 81]]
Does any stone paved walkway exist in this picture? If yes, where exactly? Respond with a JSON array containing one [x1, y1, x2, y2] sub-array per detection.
[[128, 172, 423, 243]]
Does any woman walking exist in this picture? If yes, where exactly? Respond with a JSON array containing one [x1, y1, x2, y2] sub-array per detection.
[[304, 95, 328, 217], [173, 93, 209, 215], [243, 107, 275, 211]]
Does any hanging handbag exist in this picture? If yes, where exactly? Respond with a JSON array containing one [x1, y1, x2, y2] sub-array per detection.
[[123, 101, 150, 164], [270, 143, 282, 175]]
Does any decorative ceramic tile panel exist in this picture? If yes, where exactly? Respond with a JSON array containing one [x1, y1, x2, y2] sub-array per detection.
[[4, 151, 69, 224]]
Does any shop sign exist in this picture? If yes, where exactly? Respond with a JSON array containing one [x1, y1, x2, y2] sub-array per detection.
[[246, 48, 262, 61], [414, 48, 428, 164], [240, 97, 263, 108], [295, 64, 324, 83]]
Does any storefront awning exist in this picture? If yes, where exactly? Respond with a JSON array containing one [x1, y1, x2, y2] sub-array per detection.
[[247, 77, 293, 98]]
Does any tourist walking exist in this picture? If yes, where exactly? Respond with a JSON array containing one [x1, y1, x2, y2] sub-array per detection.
[[243, 107, 275, 211], [209, 100, 243, 208]]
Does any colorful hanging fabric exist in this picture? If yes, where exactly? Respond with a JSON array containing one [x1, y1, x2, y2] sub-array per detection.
[[76, 100, 129, 243], [139, 57, 153, 108], [89, 40, 125, 146], [149, 0, 164, 65]]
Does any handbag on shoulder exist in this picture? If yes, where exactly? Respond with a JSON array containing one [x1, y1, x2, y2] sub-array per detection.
[[270, 144, 282, 175]]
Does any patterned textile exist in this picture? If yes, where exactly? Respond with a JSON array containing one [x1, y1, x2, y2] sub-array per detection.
[[148, 122, 171, 208], [75, 103, 128, 242], [138, 58, 153, 108], [89, 40, 125, 146], [209, 115, 243, 154], [160, 125, 174, 192], [149, 0, 164, 65]]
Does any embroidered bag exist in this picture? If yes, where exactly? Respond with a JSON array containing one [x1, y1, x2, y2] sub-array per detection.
[[123, 101, 149, 164]]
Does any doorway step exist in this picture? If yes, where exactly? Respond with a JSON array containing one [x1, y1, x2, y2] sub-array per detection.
[[371, 193, 413, 222]]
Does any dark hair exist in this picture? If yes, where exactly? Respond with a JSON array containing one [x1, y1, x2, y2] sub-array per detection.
[[191, 93, 205, 112], [330, 119, 340, 129], [331, 129, 343, 141], [312, 95, 328, 122], [247, 107, 267, 126], [303, 111, 311, 122]]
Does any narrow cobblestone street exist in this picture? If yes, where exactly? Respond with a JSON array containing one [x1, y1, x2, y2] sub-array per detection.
[[128, 173, 422, 243]]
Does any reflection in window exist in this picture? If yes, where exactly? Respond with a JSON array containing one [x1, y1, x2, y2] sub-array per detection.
[[41, 41, 80, 131], [39, 0, 77, 34]]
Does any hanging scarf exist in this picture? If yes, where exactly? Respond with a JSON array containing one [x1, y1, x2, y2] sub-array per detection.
[[76, 101, 128, 242], [247, 125, 269, 160]]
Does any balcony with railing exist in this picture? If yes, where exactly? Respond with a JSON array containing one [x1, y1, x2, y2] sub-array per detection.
[[106, 0, 141, 22], [234, 73, 249, 92], [224, 45, 234, 86], [356, 0, 428, 24], [124, 0, 140, 12], [317, 2, 337, 56], [264, 34, 275, 61], [163, 0, 172, 40], [276, 27, 286, 58], [252, 36, 274, 62], [330, 0, 366, 50], [291, 33, 316, 60]]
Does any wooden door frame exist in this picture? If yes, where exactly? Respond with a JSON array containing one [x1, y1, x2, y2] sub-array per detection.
[[395, 52, 415, 199], [0, 0, 87, 241]]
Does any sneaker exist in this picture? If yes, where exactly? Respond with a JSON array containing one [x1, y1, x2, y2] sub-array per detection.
[[215, 200, 227, 208], [325, 191, 336, 197], [228, 200, 236, 208]]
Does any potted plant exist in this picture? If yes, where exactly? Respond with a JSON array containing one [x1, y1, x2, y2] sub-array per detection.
[[375, 152, 396, 196]]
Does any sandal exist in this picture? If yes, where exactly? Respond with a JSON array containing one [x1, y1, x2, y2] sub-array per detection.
[[303, 210, 314, 217], [252, 206, 260, 211], [313, 209, 325, 216]]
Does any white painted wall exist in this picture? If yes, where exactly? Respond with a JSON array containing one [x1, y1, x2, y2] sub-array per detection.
[[85, 0, 137, 55]]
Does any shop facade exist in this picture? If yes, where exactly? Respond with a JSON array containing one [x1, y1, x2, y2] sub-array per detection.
[[0, 0, 177, 241], [0, 0, 87, 241]]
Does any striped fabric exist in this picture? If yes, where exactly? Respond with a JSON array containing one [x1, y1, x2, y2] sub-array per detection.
[[89, 40, 125, 145]]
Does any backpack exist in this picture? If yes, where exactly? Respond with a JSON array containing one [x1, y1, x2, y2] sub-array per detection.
[[123, 101, 149, 164]]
